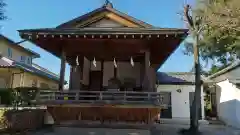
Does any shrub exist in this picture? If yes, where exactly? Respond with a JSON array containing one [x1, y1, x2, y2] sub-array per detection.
[[0, 109, 8, 130], [0, 89, 15, 105], [0, 87, 39, 107], [15, 87, 39, 106]]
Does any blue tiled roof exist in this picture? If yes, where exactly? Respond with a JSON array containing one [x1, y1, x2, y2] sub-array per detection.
[[13, 61, 60, 82], [0, 56, 60, 82], [156, 72, 194, 84]]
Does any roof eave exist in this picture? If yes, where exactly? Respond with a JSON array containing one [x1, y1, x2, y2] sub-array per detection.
[[18, 28, 188, 36], [207, 61, 240, 79], [0, 34, 41, 58], [56, 5, 154, 29]]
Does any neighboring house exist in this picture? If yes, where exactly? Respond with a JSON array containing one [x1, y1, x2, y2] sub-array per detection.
[[207, 61, 240, 128], [0, 34, 60, 89], [156, 72, 205, 120]]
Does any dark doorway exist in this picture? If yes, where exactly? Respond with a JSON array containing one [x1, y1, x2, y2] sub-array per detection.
[[89, 71, 102, 91], [189, 92, 202, 120], [160, 92, 172, 118]]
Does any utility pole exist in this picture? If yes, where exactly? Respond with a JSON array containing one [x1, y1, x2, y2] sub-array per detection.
[[184, 5, 202, 134]]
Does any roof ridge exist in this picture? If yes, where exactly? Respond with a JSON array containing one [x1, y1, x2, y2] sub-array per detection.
[[32, 63, 59, 78], [158, 72, 195, 74], [208, 60, 240, 79], [57, 4, 154, 29]]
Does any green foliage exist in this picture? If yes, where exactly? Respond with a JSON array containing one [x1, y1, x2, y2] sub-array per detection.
[[0, 87, 39, 107], [0, 109, 8, 130], [184, 0, 240, 73], [15, 87, 39, 106], [0, 89, 14, 105], [196, 0, 240, 59], [0, 0, 6, 21]]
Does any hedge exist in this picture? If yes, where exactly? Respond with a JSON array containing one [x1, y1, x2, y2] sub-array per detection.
[[0, 87, 39, 106]]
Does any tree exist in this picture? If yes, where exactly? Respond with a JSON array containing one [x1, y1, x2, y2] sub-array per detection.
[[0, 0, 6, 21], [190, 64, 208, 76], [180, 5, 202, 135], [184, 0, 240, 72]]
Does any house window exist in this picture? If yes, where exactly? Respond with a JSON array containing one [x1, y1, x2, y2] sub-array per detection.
[[40, 83, 49, 89], [27, 57, 32, 65], [20, 56, 26, 63], [32, 79, 37, 87], [7, 48, 12, 58]]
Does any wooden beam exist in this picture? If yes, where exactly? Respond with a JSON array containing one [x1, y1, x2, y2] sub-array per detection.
[[100, 60, 104, 91], [59, 48, 66, 90], [144, 51, 151, 92], [69, 66, 74, 90]]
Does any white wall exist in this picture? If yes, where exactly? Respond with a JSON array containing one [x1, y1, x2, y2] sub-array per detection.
[[236, 87, 240, 128], [216, 79, 240, 128], [157, 85, 205, 119], [0, 40, 33, 65]]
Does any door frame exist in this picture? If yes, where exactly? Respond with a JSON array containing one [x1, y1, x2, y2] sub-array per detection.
[[160, 92, 172, 118]]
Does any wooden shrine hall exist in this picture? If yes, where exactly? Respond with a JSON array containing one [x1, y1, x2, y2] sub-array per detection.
[[18, 1, 187, 125]]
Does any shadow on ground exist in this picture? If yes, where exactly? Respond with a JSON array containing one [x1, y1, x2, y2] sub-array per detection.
[[30, 124, 239, 135]]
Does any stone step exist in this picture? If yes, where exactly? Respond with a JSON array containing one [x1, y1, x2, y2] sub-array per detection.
[[156, 118, 209, 125], [207, 120, 225, 125]]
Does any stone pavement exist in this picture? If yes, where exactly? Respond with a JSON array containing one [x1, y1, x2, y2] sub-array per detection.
[[29, 124, 240, 135]]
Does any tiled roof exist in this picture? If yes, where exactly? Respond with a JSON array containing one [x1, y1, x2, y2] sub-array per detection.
[[229, 78, 240, 85], [0, 57, 14, 67], [156, 72, 208, 85], [18, 27, 188, 35], [57, 4, 154, 28], [0, 56, 60, 82], [207, 60, 240, 79], [32, 63, 60, 79]]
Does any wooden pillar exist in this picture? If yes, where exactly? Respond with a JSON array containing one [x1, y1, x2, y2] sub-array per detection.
[[144, 51, 151, 91], [101, 60, 104, 91], [70, 57, 84, 90], [140, 59, 145, 89], [69, 66, 73, 90], [149, 65, 157, 92], [59, 49, 66, 90]]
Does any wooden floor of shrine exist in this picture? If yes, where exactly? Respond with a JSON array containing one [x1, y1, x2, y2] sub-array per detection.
[[47, 106, 160, 125]]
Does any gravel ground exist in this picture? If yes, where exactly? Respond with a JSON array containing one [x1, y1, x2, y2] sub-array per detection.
[[26, 124, 240, 135]]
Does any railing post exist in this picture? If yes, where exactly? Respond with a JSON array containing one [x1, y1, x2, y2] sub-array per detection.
[[99, 91, 102, 100], [49, 92, 52, 101], [148, 93, 151, 101], [52, 92, 56, 100], [76, 91, 79, 100], [35, 90, 40, 102], [123, 91, 126, 101]]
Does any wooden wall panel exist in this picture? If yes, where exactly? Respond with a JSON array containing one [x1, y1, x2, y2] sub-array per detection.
[[47, 106, 160, 124]]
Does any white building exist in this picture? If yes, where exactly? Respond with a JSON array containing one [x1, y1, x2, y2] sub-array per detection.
[[156, 72, 205, 121], [207, 61, 240, 128]]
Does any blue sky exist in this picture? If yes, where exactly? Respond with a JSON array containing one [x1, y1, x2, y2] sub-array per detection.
[[0, 0, 195, 84]]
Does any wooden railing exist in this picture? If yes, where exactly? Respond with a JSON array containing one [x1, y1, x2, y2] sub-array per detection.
[[35, 90, 169, 107]]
